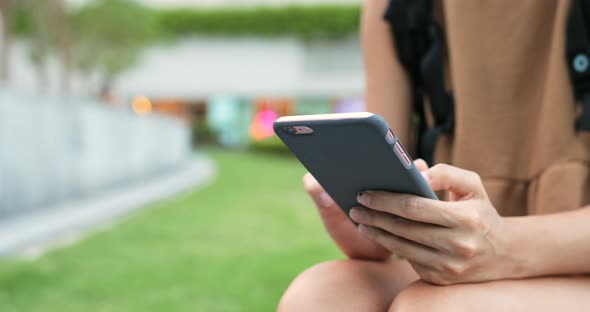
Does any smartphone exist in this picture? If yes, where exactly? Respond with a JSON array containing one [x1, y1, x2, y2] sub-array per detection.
[[274, 112, 437, 219]]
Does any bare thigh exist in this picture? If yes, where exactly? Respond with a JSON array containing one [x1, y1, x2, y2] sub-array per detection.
[[279, 258, 590, 312], [278, 259, 419, 312], [391, 276, 590, 312]]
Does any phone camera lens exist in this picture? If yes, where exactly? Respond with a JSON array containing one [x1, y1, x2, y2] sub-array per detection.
[[284, 126, 297, 135]]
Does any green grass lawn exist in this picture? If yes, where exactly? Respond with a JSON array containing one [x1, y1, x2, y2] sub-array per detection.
[[0, 149, 342, 311]]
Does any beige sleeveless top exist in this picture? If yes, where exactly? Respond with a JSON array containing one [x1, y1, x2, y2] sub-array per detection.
[[431, 0, 590, 216]]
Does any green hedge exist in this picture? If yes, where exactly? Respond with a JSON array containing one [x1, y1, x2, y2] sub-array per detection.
[[157, 5, 361, 40], [192, 121, 217, 146], [11, 4, 361, 40]]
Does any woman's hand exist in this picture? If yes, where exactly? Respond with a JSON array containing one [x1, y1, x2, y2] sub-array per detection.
[[302, 159, 431, 261], [349, 164, 520, 285], [303, 173, 392, 261]]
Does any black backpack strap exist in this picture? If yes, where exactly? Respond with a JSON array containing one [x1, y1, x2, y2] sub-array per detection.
[[384, 0, 431, 81], [384, 0, 430, 163], [419, 24, 455, 164], [384, 0, 454, 165], [567, 0, 590, 131]]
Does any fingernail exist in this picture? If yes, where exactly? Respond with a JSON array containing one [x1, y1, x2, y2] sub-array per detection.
[[349, 207, 366, 222], [357, 191, 371, 206], [357, 224, 371, 236], [421, 171, 430, 182], [318, 192, 334, 208]]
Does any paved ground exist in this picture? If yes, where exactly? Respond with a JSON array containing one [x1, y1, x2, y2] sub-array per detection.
[[0, 154, 215, 258]]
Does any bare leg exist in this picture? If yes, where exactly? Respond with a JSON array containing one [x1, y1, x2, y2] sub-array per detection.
[[390, 276, 590, 312], [278, 259, 419, 312], [279, 259, 590, 312]]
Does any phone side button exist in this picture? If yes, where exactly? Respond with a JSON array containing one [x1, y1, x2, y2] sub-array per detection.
[[394, 141, 404, 155], [401, 153, 412, 167], [393, 142, 412, 168], [386, 129, 396, 142]]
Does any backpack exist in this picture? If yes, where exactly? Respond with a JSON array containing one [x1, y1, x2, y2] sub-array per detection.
[[384, 0, 590, 165]]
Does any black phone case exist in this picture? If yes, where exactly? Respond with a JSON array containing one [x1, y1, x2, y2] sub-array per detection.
[[274, 114, 437, 219]]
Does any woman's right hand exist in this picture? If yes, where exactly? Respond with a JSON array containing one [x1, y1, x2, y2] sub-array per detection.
[[303, 159, 429, 261]]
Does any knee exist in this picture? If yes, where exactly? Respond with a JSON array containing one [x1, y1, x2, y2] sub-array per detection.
[[279, 259, 402, 312], [278, 260, 363, 311], [389, 281, 457, 312]]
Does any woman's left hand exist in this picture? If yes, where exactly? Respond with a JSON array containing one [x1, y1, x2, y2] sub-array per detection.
[[350, 164, 520, 285]]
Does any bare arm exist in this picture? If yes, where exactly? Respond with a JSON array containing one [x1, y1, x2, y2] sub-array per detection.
[[506, 205, 590, 277], [362, 0, 413, 146]]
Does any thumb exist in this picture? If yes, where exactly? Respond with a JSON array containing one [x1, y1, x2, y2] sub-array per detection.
[[413, 158, 429, 172], [424, 164, 485, 199], [303, 173, 335, 208]]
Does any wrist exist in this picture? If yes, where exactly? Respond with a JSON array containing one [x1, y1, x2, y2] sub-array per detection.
[[499, 216, 544, 279]]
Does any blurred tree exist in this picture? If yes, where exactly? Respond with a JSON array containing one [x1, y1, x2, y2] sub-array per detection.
[[51, 0, 72, 95], [71, 0, 158, 93], [0, 0, 13, 81], [29, 0, 50, 90], [22, 0, 72, 94]]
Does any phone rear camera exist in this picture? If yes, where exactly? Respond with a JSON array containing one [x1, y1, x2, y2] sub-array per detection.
[[284, 126, 297, 135]]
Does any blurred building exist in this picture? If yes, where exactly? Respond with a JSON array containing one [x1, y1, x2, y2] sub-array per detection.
[[7, 36, 365, 146], [114, 35, 364, 146], [9, 1, 366, 147]]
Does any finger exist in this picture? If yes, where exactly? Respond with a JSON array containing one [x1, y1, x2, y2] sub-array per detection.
[[303, 174, 392, 260], [413, 158, 429, 172], [303, 172, 350, 233], [350, 207, 453, 251], [357, 225, 439, 266], [302, 173, 334, 208], [424, 164, 485, 199], [357, 191, 456, 227]]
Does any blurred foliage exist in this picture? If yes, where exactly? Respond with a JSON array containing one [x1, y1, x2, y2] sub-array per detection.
[[193, 121, 217, 146], [10, 6, 31, 35], [11, 0, 161, 82], [157, 5, 361, 40], [70, 0, 161, 81], [8, 1, 360, 85], [249, 135, 292, 156], [12, 3, 361, 41]]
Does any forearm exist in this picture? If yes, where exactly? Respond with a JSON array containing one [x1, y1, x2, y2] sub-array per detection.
[[506, 205, 590, 278], [361, 0, 413, 147]]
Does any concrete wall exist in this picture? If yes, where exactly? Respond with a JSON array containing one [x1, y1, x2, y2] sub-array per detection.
[[0, 89, 192, 218]]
